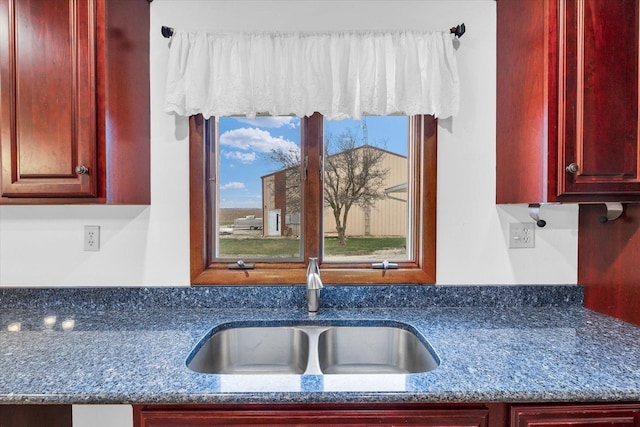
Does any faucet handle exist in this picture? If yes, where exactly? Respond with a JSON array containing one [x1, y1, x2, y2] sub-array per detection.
[[306, 257, 323, 313], [306, 257, 323, 290]]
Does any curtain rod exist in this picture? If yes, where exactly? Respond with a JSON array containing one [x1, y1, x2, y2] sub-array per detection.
[[160, 23, 466, 39]]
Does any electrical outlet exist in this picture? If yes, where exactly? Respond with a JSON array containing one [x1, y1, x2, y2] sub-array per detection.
[[509, 222, 535, 248], [84, 225, 100, 251]]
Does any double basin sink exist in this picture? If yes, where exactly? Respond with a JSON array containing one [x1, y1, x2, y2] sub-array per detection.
[[187, 322, 439, 375]]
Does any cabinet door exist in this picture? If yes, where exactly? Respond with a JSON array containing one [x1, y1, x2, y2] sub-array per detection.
[[559, 0, 640, 196], [136, 407, 489, 427], [511, 404, 640, 427], [0, 405, 71, 427], [0, 0, 97, 198]]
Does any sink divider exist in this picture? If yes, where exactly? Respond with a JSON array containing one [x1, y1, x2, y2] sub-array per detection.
[[293, 326, 327, 375]]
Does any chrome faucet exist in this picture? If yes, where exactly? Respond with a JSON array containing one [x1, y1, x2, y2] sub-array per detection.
[[306, 257, 323, 313]]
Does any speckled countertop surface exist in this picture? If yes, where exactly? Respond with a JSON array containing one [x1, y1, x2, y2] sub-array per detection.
[[0, 285, 639, 404]]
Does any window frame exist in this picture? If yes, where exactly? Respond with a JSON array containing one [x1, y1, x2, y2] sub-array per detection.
[[189, 113, 436, 285]]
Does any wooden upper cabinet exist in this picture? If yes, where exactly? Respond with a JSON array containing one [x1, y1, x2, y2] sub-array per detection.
[[0, 0, 96, 198], [497, 0, 640, 203], [0, 0, 150, 204], [560, 0, 640, 196]]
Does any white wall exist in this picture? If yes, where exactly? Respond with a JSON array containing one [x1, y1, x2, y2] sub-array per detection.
[[0, 0, 577, 287], [72, 405, 132, 427]]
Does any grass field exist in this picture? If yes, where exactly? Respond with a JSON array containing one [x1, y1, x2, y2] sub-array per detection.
[[324, 236, 405, 256], [219, 236, 406, 258], [220, 237, 301, 258]]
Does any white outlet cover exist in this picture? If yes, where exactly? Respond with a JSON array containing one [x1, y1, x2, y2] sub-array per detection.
[[84, 225, 101, 251], [509, 222, 535, 249]]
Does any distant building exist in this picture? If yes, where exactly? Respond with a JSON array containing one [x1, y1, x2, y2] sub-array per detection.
[[261, 146, 407, 238]]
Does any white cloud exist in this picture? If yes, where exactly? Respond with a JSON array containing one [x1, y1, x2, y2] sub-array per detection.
[[222, 151, 257, 163], [220, 181, 246, 190], [235, 117, 299, 128], [220, 127, 300, 158]]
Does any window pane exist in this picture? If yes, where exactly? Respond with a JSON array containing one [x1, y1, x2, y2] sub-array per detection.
[[214, 116, 303, 260], [322, 116, 412, 262]]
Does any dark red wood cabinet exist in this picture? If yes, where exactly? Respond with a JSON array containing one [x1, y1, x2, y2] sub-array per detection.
[[511, 404, 640, 427], [134, 404, 493, 427], [497, 0, 640, 204], [134, 403, 640, 427], [578, 203, 640, 326], [0, 405, 71, 427], [2, 402, 639, 427], [0, 0, 149, 204]]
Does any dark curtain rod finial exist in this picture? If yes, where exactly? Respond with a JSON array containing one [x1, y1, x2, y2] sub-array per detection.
[[161, 26, 174, 39], [161, 23, 466, 39], [450, 23, 465, 38]]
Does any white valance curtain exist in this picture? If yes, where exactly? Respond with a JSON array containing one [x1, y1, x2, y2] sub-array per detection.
[[164, 29, 460, 120]]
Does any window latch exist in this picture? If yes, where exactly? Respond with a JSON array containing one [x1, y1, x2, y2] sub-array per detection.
[[371, 260, 398, 270], [228, 259, 255, 270], [303, 155, 308, 181]]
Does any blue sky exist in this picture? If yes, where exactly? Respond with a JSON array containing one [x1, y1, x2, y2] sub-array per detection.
[[218, 116, 408, 209]]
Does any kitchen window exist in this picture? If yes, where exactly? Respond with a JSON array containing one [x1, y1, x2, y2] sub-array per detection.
[[189, 113, 436, 285], [165, 28, 458, 285]]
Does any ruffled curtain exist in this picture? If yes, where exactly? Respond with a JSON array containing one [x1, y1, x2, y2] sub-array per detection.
[[164, 30, 459, 120]]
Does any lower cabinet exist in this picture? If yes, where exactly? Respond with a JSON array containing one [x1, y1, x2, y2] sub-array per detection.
[[0, 405, 71, 427], [134, 404, 494, 427], [1, 402, 639, 426], [511, 404, 640, 427], [134, 403, 640, 427]]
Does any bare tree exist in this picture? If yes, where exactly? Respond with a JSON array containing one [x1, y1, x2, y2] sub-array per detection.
[[266, 127, 389, 246], [324, 129, 388, 246]]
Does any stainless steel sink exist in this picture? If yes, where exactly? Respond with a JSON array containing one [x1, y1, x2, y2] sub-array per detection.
[[187, 326, 310, 374], [187, 323, 439, 375], [317, 326, 439, 374]]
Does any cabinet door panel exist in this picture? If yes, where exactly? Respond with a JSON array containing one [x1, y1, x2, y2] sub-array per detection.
[[0, 405, 71, 427], [560, 0, 640, 195], [496, 0, 554, 204], [137, 407, 489, 427], [0, 0, 96, 198], [511, 404, 640, 427]]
